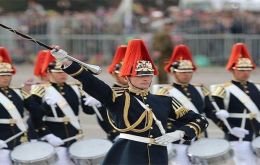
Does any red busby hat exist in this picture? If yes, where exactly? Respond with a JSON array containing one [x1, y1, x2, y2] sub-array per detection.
[[0, 47, 12, 63], [0, 47, 16, 75], [120, 39, 158, 77], [226, 43, 256, 71], [164, 44, 197, 73], [34, 50, 48, 77], [107, 45, 127, 74], [41, 50, 63, 74]]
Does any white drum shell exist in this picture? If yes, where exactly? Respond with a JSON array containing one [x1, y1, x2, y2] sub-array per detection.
[[69, 139, 112, 165], [187, 138, 234, 165], [11, 141, 58, 165], [251, 136, 260, 157]]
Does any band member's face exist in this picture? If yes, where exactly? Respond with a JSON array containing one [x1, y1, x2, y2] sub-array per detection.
[[48, 72, 68, 83], [0, 75, 12, 87], [232, 69, 251, 82], [113, 74, 128, 86], [128, 75, 153, 89], [174, 72, 193, 84]]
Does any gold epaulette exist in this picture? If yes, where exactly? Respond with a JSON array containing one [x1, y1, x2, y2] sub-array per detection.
[[171, 97, 190, 119], [30, 83, 50, 97], [112, 86, 127, 94], [194, 84, 210, 96], [111, 87, 126, 102], [11, 86, 30, 99], [21, 89, 30, 99], [211, 82, 231, 98], [156, 85, 172, 95]]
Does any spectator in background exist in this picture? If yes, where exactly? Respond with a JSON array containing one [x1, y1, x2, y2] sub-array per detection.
[[152, 18, 174, 84]]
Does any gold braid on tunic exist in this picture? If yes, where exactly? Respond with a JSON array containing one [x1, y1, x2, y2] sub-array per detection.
[[107, 89, 154, 133]]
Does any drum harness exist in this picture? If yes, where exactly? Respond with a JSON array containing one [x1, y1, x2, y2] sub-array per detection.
[[0, 90, 28, 143]]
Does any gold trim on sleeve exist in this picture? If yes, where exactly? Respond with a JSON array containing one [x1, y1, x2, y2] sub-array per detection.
[[189, 122, 202, 134], [186, 124, 199, 136], [70, 67, 84, 77]]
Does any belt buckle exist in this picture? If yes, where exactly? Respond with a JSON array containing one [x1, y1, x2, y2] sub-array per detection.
[[63, 117, 70, 124], [249, 113, 256, 119], [149, 138, 156, 145], [9, 119, 17, 126]]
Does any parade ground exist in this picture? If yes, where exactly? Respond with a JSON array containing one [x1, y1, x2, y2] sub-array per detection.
[[13, 64, 260, 140]]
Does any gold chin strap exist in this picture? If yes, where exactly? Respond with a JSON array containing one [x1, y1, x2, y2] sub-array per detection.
[[107, 92, 153, 133]]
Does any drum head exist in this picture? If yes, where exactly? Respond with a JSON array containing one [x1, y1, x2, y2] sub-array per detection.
[[69, 139, 112, 159], [252, 136, 260, 149], [11, 141, 55, 163], [188, 138, 230, 159]]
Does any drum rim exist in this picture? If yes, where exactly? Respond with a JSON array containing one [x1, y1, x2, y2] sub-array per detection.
[[11, 141, 57, 163], [187, 138, 232, 159], [251, 136, 260, 157], [69, 138, 112, 159]]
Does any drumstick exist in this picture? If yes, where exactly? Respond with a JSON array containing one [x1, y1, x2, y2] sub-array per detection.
[[62, 134, 84, 143], [209, 96, 232, 132], [92, 106, 104, 121], [5, 131, 25, 143], [239, 109, 247, 142]]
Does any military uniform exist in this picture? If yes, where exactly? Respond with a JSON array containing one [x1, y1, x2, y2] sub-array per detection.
[[155, 44, 214, 164], [28, 82, 95, 146], [96, 83, 128, 142], [28, 50, 96, 144], [96, 45, 128, 142], [210, 43, 260, 165], [0, 49, 31, 150], [0, 50, 33, 165], [158, 83, 212, 139], [0, 86, 30, 149], [211, 81, 260, 141], [54, 39, 208, 165], [152, 21, 174, 84]]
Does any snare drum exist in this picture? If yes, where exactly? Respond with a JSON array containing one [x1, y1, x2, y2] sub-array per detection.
[[69, 139, 112, 165], [187, 138, 234, 165], [251, 136, 260, 157], [11, 141, 58, 165]]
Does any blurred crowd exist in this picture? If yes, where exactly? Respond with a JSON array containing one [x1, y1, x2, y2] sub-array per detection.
[[1, 1, 260, 35]]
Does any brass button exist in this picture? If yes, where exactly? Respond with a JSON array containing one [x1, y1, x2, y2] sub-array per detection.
[[149, 135, 153, 138], [150, 127, 153, 130], [245, 90, 249, 94], [143, 97, 147, 100], [8, 95, 12, 98], [148, 144, 152, 146], [61, 92, 65, 95], [187, 93, 191, 96]]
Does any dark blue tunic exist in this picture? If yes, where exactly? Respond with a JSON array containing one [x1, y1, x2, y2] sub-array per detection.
[[63, 62, 208, 165]]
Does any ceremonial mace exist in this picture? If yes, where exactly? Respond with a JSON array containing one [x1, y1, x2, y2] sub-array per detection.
[[0, 23, 102, 75]]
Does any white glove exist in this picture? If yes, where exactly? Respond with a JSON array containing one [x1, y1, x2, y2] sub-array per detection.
[[216, 110, 229, 120], [0, 140, 8, 149], [230, 127, 249, 138], [83, 96, 102, 108], [50, 48, 69, 63], [42, 134, 64, 147], [155, 130, 185, 145], [45, 96, 57, 107]]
